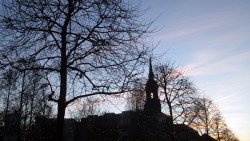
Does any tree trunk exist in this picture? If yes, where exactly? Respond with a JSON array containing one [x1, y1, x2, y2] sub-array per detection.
[[29, 83, 35, 128], [56, 13, 69, 139], [56, 59, 67, 140], [42, 88, 46, 116], [5, 82, 11, 120], [205, 115, 209, 141], [56, 101, 66, 141], [164, 87, 176, 141], [168, 103, 176, 141], [165, 92, 175, 141]]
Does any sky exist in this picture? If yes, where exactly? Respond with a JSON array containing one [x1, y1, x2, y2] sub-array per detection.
[[141, 0, 250, 140], [1, 0, 249, 140]]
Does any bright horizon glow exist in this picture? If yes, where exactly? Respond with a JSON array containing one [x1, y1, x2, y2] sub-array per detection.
[[142, 0, 250, 140]]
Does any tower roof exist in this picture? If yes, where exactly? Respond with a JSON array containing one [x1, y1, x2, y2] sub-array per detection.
[[149, 58, 154, 80], [146, 58, 158, 90]]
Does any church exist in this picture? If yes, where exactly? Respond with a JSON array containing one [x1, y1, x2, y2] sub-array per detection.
[[32, 59, 216, 141]]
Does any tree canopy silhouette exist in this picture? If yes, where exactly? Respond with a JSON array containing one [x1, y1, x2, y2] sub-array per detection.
[[0, 0, 154, 140]]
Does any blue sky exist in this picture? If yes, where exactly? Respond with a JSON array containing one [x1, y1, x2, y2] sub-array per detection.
[[142, 0, 250, 140]]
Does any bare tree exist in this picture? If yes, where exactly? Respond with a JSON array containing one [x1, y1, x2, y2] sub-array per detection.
[[212, 111, 225, 141], [0, 0, 153, 139], [189, 96, 223, 141], [211, 111, 239, 141], [0, 68, 18, 118], [0, 67, 53, 140], [220, 127, 239, 141], [190, 97, 214, 135], [69, 97, 101, 121], [21, 70, 53, 138], [186, 96, 240, 141], [126, 79, 146, 111], [155, 62, 198, 141]]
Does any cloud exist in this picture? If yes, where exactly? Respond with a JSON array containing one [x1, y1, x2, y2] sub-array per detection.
[[155, 9, 243, 42], [148, 1, 250, 140], [183, 48, 250, 76], [214, 94, 236, 103], [155, 23, 220, 41], [182, 47, 250, 141]]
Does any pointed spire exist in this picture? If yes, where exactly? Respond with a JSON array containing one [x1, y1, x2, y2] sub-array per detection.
[[149, 57, 154, 79], [145, 57, 158, 100], [144, 57, 161, 112]]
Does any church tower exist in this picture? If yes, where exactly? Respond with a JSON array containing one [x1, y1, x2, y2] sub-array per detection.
[[144, 58, 161, 113]]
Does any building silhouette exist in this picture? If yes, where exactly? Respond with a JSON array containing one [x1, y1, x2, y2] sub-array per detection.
[[32, 59, 216, 141]]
